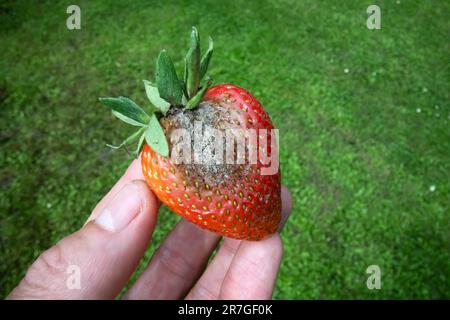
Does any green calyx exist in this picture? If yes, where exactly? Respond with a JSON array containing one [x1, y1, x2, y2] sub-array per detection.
[[99, 27, 214, 158]]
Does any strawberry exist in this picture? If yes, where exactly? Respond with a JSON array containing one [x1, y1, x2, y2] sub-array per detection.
[[100, 28, 280, 240]]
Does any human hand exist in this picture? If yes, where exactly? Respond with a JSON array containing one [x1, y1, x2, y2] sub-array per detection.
[[7, 159, 292, 300]]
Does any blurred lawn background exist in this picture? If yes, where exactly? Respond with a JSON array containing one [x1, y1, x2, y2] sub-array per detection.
[[0, 0, 449, 299]]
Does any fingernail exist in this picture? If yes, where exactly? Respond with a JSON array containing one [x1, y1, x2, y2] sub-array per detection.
[[95, 182, 143, 232]]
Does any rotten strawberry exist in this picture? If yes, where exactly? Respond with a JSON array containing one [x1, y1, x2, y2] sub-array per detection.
[[100, 27, 281, 240]]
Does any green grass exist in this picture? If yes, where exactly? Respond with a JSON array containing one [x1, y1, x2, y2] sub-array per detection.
[[0, 0, 449, 299]]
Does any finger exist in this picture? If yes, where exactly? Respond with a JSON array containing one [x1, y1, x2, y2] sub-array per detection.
[[8, 180, 158, 299], [186, 238, 241, 300], [187, 185, 292, 299], [87, 158, 146, 222], [123, 219, 220, 300], [219, 234, 283, 299]]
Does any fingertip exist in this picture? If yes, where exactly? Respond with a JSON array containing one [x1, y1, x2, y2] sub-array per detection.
[[279, 185, 292, 232], [255, 233, 283, 260], [88, 159, 146, 222], [238, 233, 283, 266], [93, 180, 157, 233], [281, 185, 292, 216], [270, 233, 283, 254], [123, 158, 145, 180], [220, 234, 283, 299], [130, 179, 161, 209], [130, 179, 159, 208]]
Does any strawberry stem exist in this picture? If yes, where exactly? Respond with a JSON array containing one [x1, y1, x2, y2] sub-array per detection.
[[106, 127, 145, 150]]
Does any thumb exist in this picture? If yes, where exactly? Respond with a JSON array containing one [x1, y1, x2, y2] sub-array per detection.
[[8, 180, 158, 300]]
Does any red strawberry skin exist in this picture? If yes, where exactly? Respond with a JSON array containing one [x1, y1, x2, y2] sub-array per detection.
[[141, 84, 281, 240]]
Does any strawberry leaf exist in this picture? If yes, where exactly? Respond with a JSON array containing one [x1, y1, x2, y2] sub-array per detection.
[[183, 57, 188, 88], [100, 97, 150, 126], [145, 114, 169, 157], [143, 80, 170, 114], [156, 50, 183, 106], [186, 77, 212, 109], [185, 27, 201, 99], [200, 37, 213, 79], [111, 110, 145, 127]]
